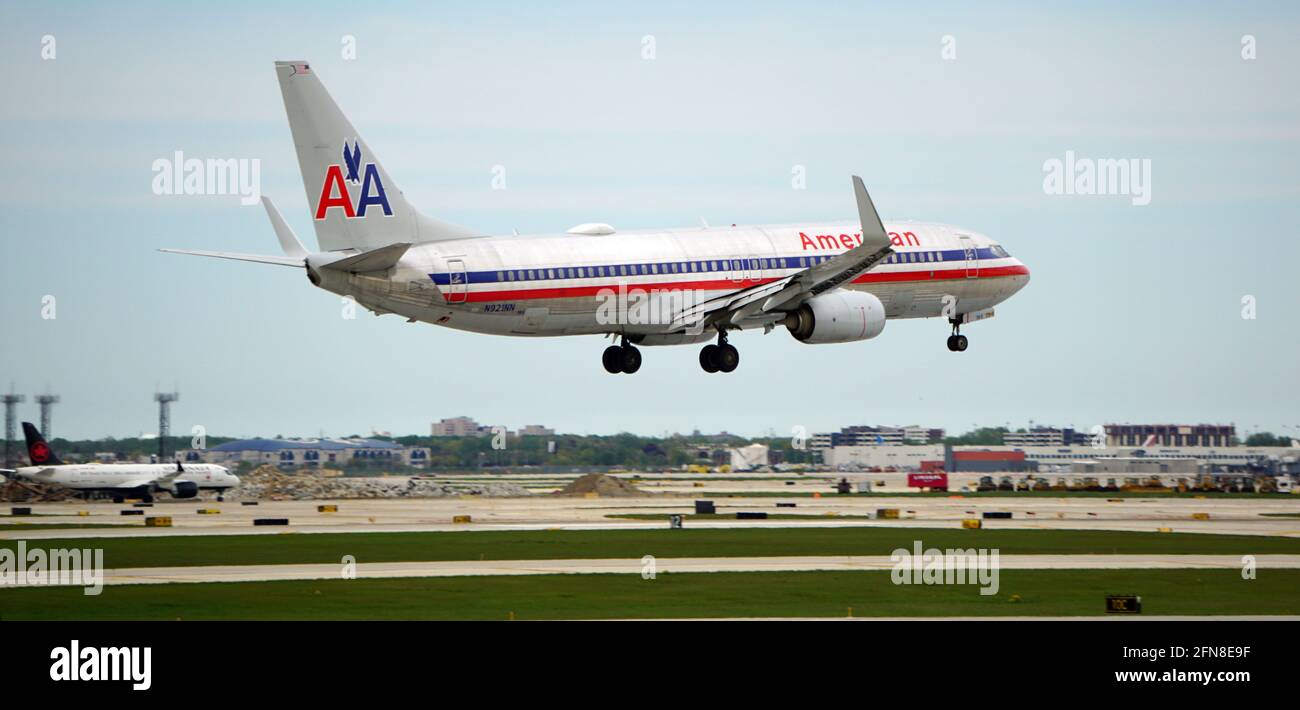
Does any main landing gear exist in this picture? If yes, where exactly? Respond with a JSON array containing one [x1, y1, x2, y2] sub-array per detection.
[[602, 337, 642, 374], [699, 332, 740, 374], [946, 318, 969, 352]]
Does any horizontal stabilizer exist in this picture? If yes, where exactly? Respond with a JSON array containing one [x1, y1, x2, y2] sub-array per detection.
[[159, 249, 305, 267], [320, 242, 410, 273]]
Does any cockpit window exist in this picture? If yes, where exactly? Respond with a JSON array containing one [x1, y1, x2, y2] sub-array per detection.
[[990, 246, 1010, 258]]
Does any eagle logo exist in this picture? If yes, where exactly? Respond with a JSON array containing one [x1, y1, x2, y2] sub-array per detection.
[[30, 441, 50, 463], [342, 140, 363, 184]]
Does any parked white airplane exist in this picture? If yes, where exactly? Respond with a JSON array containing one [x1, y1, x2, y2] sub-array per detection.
[[0, 423, 240, 502], [164, 61, 1030, 374]]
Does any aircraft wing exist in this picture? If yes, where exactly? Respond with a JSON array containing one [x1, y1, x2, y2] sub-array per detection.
[[110, 477, 162, 490], [77, 462, 189, 491], [667, 176, 895, 333], [108, 470, 183, 490], [145, 463, 188, 487]]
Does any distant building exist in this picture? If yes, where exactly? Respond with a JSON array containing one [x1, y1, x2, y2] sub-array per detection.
[[690, 447, 732, 468], [903, 426, 946, 444], [824, 444, 944, 469], [811, 425, 945, 449], [945, 448, 1033, 473], [825, 442, 1290, 474], [1003, 427, 1093, 447], [431, 416, 486, 438], [1105, 424, 1236, 448], [184, 438, 431, 469], [518, 425, 555, 437]]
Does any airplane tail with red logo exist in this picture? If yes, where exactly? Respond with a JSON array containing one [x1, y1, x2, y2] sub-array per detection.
[[275, 61, 481, 252], [22, 422, 63, 466]]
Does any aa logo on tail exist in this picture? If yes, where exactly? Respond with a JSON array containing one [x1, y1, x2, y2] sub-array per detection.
[[315, 139, 393, 219]]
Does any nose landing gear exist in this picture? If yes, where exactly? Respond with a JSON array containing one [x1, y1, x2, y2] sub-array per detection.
[[946, 318, 969, 352]]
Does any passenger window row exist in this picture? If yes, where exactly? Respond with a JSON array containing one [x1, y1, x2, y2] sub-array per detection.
[[478, 247, 1004, 283]]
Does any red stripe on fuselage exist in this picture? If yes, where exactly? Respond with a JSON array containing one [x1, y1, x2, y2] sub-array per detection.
[[454, 265, 1029, 303]]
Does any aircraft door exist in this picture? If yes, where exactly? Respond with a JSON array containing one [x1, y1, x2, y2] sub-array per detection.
[[959, 236, 978, 279], [446, 258, 468, 303], [728, 257, 746, 284]]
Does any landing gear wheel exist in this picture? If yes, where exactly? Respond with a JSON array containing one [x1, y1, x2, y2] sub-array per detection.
[[716, 343, 740, 373], [699, 344, 720, 373], [620, 345, 642, 374], [602, 345, 623, 374], [947, 317, 969, 352]]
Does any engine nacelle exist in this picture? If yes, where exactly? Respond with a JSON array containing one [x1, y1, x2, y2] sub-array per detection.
[[162, 480, 200, 499], [783, 291, 886, 344]]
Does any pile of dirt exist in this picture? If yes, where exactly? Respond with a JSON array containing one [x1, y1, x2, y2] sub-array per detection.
[[227, 465, 531, 501], [556, 473, 646, 497], [0, 478, 74, 502]]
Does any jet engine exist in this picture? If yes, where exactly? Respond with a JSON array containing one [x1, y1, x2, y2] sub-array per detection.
[[782, 291, 886, 344], [160, 480, 200, 499]]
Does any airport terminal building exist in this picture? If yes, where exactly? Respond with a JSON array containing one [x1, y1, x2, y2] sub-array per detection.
[[181, 438, 432, 469], [824, 443, 1297, 475], [810, 425, 945, 449]]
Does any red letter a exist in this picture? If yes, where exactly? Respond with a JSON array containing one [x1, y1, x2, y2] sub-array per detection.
[[315, 165, 356, 219]]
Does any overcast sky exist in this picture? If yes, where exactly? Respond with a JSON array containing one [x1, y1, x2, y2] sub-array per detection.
[[1, 1, 1297, 441]]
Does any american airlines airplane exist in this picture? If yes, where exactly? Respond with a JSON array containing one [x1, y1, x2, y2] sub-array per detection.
[[164, 61, 1030, 374], [0, 423, 240, 503]]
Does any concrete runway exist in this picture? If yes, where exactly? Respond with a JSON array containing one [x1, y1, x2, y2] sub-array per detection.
[[10, 554, 1300, 587], [3, 492, 1299, 540], [429, 470, 1296, 496], [655, 611, 1300, 616]]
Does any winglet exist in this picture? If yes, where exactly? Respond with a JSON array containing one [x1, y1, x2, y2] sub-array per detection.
[[262, 196, 308, 259], [852, 176, 891, 251]]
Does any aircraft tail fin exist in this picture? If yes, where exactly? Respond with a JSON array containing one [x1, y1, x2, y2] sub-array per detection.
[[21, 422, 63, 466], [274, 61, 480, 252]]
